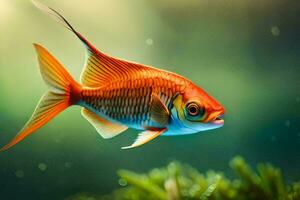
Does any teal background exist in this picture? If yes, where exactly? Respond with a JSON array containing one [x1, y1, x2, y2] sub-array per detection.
[[0, 0, 299, 199]]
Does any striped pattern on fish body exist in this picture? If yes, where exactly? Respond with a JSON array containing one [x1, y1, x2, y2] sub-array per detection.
[[80, 70, 189, 129]]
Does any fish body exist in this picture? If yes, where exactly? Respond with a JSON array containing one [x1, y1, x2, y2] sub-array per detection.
[[0, 1, 225, 151], [80, 67, 188, 131]]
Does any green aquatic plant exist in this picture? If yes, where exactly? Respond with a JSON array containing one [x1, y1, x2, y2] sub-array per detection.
[[65, 192, 103, 200], [66, 156, 300, 200]]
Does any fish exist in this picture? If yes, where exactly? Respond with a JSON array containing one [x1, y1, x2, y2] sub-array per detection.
[[0, 0, 225, 151]]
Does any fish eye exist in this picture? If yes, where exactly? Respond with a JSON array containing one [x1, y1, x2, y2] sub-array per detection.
[[185, 102, 206, 121], [187, 103, 199, 116]]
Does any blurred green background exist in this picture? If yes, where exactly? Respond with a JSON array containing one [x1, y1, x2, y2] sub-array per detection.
[[0, 0, 299, 199]]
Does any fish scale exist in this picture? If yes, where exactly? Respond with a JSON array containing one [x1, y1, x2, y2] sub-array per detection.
[[80, 74, 186, 128]]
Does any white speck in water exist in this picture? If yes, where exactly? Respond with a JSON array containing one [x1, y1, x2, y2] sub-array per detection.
[[64, 162, 72, 168], [118, 178, 127, 186], [297, 132, 300, 137], [285, 120, 291, 127], [271, 136, 276, 142], [38, 163, 47, 172], [54, 137, 62, 144], [15, 170, 24, 178], [146, 38, 153, 46], [271, 26, 280, 36]]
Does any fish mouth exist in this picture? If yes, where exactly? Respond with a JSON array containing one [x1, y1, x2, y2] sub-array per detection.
[[211, 114, 224, 126]]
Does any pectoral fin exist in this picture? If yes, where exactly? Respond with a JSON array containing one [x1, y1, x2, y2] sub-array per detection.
[[81, 108, 128, 139], [122, 128, 166, 149], [150, 93, 170, 126]]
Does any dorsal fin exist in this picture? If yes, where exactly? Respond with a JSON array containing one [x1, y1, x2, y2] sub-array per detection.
[[80, 48, 150, 87], [32, 0, 152, 87]]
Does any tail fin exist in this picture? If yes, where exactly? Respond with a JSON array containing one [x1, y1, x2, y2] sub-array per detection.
[[0, 44, 81, 151]]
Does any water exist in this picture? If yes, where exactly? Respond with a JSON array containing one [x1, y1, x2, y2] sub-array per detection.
[[0, 0, 299, 199]]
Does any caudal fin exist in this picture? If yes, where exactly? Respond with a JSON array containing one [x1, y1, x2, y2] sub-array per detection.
[[0, 44, 81, 151]]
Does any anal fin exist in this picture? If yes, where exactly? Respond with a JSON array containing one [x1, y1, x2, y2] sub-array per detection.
[[81, 108, 128, 139], [122, 128, 166, 149]]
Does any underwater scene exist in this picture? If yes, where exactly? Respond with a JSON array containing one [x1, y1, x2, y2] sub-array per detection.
[[0, 0, 299, 199]]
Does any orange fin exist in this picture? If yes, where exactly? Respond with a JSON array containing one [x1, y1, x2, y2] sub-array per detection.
[[0, 92, 68, 151], [0, 44, 80, 152], [80, 47, 150, 87], [122, 128, 166, 149], [81, 108, 128, 139], [32, 0, 155, 87]]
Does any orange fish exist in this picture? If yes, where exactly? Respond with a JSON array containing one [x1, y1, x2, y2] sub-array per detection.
[[0, 1, 225, 151]]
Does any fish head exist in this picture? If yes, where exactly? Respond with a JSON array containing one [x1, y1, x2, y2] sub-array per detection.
[[170, 83, 225, 134]]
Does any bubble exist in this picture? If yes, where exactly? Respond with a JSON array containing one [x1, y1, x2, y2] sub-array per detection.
[[38, 163, 47, 172], [64, 162, 72, 168], [15, 170, 24, 178], [146, 38, 153, 46], [271, 136, 276, 142], [54, 137, 62, 144], [271, 26, 280, 36], [118, 178, 127, 186], [285, 120, 291, 127]]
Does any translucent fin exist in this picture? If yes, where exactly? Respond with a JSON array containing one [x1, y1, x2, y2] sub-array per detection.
[[34, 44, 76, 91], [32, 0, 154, 87], [122, 128, 166, 149], [31, 0, 73, 31], [0, 44, 80, 151], [81, 108, 128, 139], [150, 93, 170, 126]]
